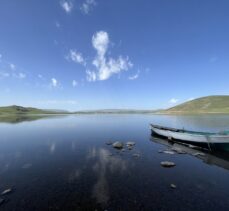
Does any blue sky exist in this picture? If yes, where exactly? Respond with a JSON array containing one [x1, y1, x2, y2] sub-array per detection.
[[0, 0, 229, 111]]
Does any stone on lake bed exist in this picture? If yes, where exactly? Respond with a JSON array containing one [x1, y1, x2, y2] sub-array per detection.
[[0, 198, 5, 205], [112, 142, 124, 149], [193, 152, 205, 157], [162, 150, 175, 155], [1, 188, 12, 195], [160, 161, 176, 168], [171, 147, 186, 154], [132, 153, 140, 158], [170, 184, 177, 189], [106, 141, 113, 145], [126, 142, 136, 147]]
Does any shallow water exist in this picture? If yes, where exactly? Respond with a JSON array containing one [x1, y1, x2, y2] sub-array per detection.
[[0, 114, 229, 210]]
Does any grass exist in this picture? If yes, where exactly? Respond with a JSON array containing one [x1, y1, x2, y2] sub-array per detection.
[[165, 95, 229, 114]]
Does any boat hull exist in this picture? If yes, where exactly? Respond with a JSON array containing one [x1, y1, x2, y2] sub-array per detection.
[[151, 126, 229, 152]]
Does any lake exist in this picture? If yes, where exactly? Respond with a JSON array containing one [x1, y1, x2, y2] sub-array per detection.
[[0, 114, 229, 210]]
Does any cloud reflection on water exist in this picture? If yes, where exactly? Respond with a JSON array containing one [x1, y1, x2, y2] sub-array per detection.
[[89, 147, 128, 206]]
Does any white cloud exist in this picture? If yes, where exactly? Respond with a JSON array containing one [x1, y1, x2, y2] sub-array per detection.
[[128, 71, 140, 80], [0, 72, 10, 78], [12, 72, 26, 79], [18, 72, 26, 79], [60, 1, 73, 13], [169, 98, 179, 104], [80, 0, 96, 14], [38, 74, 43, 79], [10, 63, 16, 70], [86, 70, 97, 82], [51, 78, 58, 87], [87, 31, 133, 81], [67, 49, 86, 66], [55, 21, 61, 28], [72, 80, 78, 87]]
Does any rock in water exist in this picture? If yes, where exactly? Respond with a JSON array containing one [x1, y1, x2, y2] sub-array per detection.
[[0, 198, 5, 206], [106, 141, 113, 145], [171, 147, 186, 154], [1, 188, 12, 195], [163, 150, 175, 155], [112, 142, 124, 149], [193, 152, 205, 157], [126, 142, 135, 147], [160, 161, 176, 168], [170, 184, 177, 189], [132, 153, 140, 158]]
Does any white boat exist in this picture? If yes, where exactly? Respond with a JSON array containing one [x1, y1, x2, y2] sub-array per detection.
[[150, 124, 229, 151]]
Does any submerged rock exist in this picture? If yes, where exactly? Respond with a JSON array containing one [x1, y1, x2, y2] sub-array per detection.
[[132, 153, 140, 158], [1, 188, 12, 195], [171, 147, 186, 154], [162, 150, 175, 155], [106, 141, 113, 145], [160, 161, 176, 168], [112, 142, 124, 149], [126, 142, 135, 147], [193, 152, 205, 157], [0, 198, 5, 206], [170, 184, 177, 189]]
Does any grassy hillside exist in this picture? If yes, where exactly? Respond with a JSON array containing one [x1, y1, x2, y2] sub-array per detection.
[[0, 105, 68, 115], [166, 96, 229, 114]]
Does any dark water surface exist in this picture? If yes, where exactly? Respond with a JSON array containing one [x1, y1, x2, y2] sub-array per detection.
[[0, 114, 229, 210]]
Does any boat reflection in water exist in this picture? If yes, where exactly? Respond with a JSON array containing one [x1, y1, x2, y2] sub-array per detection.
[[150, 135, 229, 171]]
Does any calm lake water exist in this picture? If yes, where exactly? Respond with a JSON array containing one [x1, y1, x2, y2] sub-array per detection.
[[0, 114, 229, 210]]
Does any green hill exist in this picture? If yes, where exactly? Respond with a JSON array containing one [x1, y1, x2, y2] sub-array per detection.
[[166, 95, 229, 114], [0, 105, 68, 115]]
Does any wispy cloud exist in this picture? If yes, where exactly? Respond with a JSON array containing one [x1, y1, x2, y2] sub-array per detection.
[[10, 63, 16, 70], [18, 73, 26, 79], [0, 54, 2, 62], [60, 0, 73, 13], [86, 31, 133, 81], [128, 70, 140, 80], [169, 98, 179, 104], [0, 72, 10, 79], [66, 49, 86, 66], [51, 78, 58, 87], [80, 0, 96, 14], [12, 72, 26, 79], [72, 80, 78, 87], [55, 21, 61, 28], [38, 74, 43, 79]]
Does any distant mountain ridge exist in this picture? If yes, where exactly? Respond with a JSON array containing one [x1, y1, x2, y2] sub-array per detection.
[[166, 95, 229, 114], [1, 96, 229, 115]]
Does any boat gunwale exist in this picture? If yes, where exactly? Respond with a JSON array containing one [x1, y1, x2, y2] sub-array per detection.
[[150, 124, 229, 137]]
